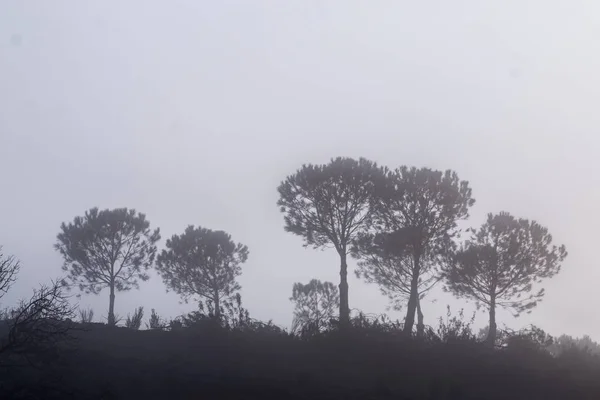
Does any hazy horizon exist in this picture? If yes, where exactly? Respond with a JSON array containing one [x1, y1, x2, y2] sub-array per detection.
[[1, 1, 598, 339]]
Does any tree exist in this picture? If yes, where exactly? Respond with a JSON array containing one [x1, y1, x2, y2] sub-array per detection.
[[0, 248, 75, 367], [1, 280, 75, 363], [0, 247, 20, 300], [373, 166, 474, 334], [290, 279, 339, 334], [277, 157, 386, 325], [442, 212, 567, 346], [351, 229, 444, 335], [55, 207, 160, 325], [146, 309, 165, 330], [125, 306, 144, 330], [156, 226, 248, 319]]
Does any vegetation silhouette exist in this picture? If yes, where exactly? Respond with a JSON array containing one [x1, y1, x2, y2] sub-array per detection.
[[442, 212, 567, 345], [277, 157, 386, 326], [290, 279, 339, 335], [55, 207, 160, 325], [156, 225, 248, 320], [0, 156, 588, 399]]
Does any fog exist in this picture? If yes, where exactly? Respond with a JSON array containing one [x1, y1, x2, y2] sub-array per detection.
[[1, 1, 598, 338]]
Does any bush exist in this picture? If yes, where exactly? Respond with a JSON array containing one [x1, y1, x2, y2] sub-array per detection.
[[424, 306, 477, 344], [125, 307, 144, 330]]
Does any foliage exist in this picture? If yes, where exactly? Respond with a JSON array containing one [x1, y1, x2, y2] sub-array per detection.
[[549, 334, 600, 356], [125, 306, 144, 330], [424, 306, 477, 344], [78, 307, 94, 324], [277, 157, 387, 325], [156, 226, 248, 319], [502, 324, 554, 353], [182, 293, 251, 329], [290, 279, 339, 335], [369, 166, 474, 334], [351, 229, 442, 334], [55, 207, 160, 325], [443, 212, 567, 344], [146, 308, 165, 330]]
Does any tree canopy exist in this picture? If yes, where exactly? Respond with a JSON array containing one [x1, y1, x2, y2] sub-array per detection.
[[370, 166, 474, 334], [156, 226, 248, 319], [443, 212, 567, 345], [55, 207, 160, 325], [277, 157, 386, 325]]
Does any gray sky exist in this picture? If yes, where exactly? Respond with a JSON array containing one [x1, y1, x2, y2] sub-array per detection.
[[1, 1, 598, 338]]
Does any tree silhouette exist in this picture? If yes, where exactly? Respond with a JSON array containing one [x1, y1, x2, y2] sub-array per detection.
[[55, 207, 160, 325], [374, 166, 474, 334], [277, 157, 386, 326], [442, 212, 567, 345], [0, 248, 75, 366], [0, 247, 20, 299], [351, 229, 445, 335], [146, 308, 165, 330], [156, 226, 248, 319], [0, 279, 75, 364], [125, 306, 144, 330], [290, 279, 339, 334]]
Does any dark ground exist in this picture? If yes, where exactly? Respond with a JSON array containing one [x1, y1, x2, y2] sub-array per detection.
[[2, 322, 599, 400]]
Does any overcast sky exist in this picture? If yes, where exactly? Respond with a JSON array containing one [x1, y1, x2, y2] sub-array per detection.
[[1, 1, 599, 338]]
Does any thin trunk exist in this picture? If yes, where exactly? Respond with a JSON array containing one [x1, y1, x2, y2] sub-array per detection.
[[339, 251, 349, 327], [314, 291, 320, 332], [416, 296, 424, 338], [108, 283, 116, 326], [403, 256, 420, 335], [214, 290, 221, 319], [486, 296, 497, 347]]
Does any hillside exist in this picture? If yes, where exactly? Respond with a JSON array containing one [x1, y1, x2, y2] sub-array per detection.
[[3, 320, 600, 400]]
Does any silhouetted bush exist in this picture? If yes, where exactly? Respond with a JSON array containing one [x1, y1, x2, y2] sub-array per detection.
[[3, 311, 600, 400], [424, 306, 477, 345], [125, 306, 144, 330], [145, 308, 165, 330], [78, 307, 94, 324]]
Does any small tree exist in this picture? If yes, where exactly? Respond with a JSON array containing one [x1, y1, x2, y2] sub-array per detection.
[[146, 309, 164, 330], [277, 157, 386, 326], [0, 248, 75, 367], [55, 207, 160, 325], [351, 229, 445, 335], [1, 280, 75, 360], [125, 306, 144, 330], [156, 226, 248, 319], [290, 279, 339, 334], [374, 166, 474, 334], [443, 212, 567, 346]]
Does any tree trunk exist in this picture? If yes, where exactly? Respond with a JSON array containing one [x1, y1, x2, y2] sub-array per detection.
[[403, 257, 420, 335], [108, 283, 116, 326], [214, 291, 221, 319], [416, 296, 424, 338], [486, 296, 497, 347], [339, 251, 350, 327]]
